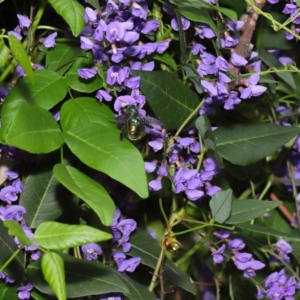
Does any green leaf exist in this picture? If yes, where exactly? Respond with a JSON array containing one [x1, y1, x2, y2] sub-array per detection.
[[176, 0, 237, 21], [182, 65, 203, 94], [128, 230, 196, 295], [209, 189, 232, 224], [34, 221, 112, 250], [236, 223, 300, 242], [60, 97, 114, 132], [179, 7, 218, 34], [8, 35, 34, 82], [0, 221, 25, 280], [63, 123, 149, 198], [215, 123, 300, 166], [85, 0, 100, 9], [133, 71, 199, 129], [225, 200, 282, 224], [46, 43, 82, 75], [65, 52, 103, 92], [0, 281, 19, 300], [259, 48, 295, 90], [28, 254, 128, 298], [53, 164, 115, 226], [109, 268, 156, 300], [4, 102, 64, 154], [0, 39, 9, 67], [41, 252, 66, 300], [219, 0, 246, 17], [3, 220, 32, 246], [153, 53, 177, 70], [195, 116, 223, 166], [19, 153, 72, 228], [3, 69, 68, 110], [48, 0, 85, 37]]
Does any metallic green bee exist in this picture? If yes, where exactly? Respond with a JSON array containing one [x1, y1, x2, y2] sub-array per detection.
[[118, 104, 162, 141]]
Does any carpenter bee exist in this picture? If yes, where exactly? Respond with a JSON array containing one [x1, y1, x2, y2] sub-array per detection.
[[118, 104, 162, 141]]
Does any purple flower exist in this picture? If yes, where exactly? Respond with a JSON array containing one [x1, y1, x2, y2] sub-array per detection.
[[148, 140, 164, 152], [171, 17, 190, 31], [228, 238, 245, 251], [145, 161, 157, 173], [193, 43, 207, 56], [5, 205, 26, 221], [80, 36, 95, 50], [234, 252, 265, 278], [8, 30, 22, 40], [185, 189, 204, 201], [276, 239, 292, 263], [122, 31, 140, 44], [156, 40, 169, 53], [177, 137, 194, 148], [121, 242, 132, 252], [84, 7, 97, 22], [96, 90, 112, 102], [17, 14, 31, 28], [13, 179, 23, 193], [108, 47, 126, 63], [227, 21, 244, 31], [212, 244, 225, 264], [214, 230, 230, 239], [141, 20, 159, 34], [107, 66, 127, 85], [111, 208, 121, 227], [17, 283, 33, 300], [42, 32, 57, 48], [230, 53, 248, 66], [5, 170, 19, 180], [117, 219, 137, 236], [117, 257, 141, 272], [114, 95, 137, 112], [206, 185, 221, 196], [112, 251, 126, 263], [78, 68, 97, 79], [100, 293, 123, 300], [201, 80, 217, 97], [132, 2, 148, 19], [125, 76, 140, 89], [195, 24, 215, 39], [93, 20, 107, 42], [81, 243, 102, 261], [0, 185, 19, 204], [15, 65, 26, 78], [215, 56, 230, 71], [106, 21, 133, 43], [221, 34, 239, 48], [157, 163, 168, 177], [149, 179, 162, 191]]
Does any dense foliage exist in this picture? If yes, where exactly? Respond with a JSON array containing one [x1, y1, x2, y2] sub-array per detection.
[[2, 0, 300, 299]]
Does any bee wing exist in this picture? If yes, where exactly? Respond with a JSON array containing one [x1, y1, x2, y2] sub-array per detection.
[[141, 116, 163, 129]]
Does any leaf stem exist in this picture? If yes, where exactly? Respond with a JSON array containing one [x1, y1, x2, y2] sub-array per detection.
[[175, 99, 205, 137], [0, 247, 22, 272], [148, 247, 165, 292]]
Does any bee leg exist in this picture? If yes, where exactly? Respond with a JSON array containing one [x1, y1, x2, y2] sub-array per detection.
[[120, 126, 125, 141]]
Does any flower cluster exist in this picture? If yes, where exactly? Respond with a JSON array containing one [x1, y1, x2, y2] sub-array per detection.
[[146, 142, 221, 201], [110, 207, 141, 273], [192, 20, 266, 113], [0, 164, 39, 299], [258, 269, 299, 299], [79, 1, 169, 101], [212, 231, 265, 279]]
